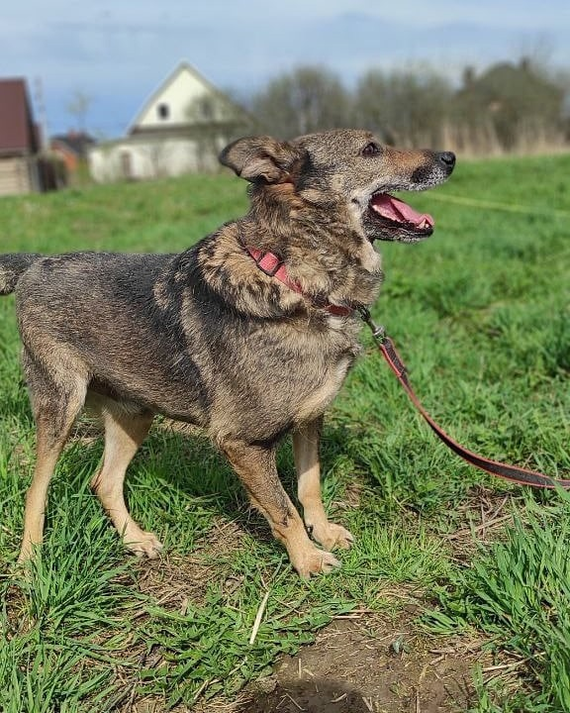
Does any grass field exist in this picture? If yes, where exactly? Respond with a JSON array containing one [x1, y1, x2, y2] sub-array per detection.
[[0, 153, 569, 712]]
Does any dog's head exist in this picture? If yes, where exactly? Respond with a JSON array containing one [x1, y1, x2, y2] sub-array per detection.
[[219, 129, 455, 244]]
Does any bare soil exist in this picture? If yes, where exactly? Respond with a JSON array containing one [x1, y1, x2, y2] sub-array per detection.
[[234, 614, 482, 713], [124, 492, 510, 713], [131, 608, 483, 713]]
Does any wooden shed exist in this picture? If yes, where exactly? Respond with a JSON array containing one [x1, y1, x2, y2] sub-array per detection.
[[0, 78, 42, 196]]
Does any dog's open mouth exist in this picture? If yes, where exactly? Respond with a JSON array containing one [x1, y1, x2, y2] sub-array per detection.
[[369, 193, 434, 242]]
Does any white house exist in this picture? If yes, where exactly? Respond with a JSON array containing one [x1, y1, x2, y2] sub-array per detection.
[[88, 62, 252, 183]]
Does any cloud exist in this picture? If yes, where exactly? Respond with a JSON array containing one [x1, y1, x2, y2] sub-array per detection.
[[2, 2, 568, 135]]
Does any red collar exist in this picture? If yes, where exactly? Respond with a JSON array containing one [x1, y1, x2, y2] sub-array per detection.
[[244, 246, 353, 317]]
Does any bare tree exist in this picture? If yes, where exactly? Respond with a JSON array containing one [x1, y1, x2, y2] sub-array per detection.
[[250, 66, 353, 138], [66, 90, 92, 132], [354, 66, 453, 147]]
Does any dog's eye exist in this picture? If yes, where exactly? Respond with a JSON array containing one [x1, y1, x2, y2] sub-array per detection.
[[361, 142, 381, 157]]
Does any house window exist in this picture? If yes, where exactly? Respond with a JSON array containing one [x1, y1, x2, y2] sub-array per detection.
[[157, 103, 169, 120]]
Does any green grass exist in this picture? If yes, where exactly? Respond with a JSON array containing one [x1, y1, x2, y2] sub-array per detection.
[[424, 492, 570, 711], [1, 154, 569, 710]]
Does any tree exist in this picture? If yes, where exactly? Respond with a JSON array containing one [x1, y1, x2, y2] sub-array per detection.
[[453, 58, 566, 151], [250, 66, 352, 138], [354, 66, 453, 147], [244, 56, 569, 156], [66, 90, 92, 132]]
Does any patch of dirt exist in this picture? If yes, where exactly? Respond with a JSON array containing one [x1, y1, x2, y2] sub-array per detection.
[[231, 613, 484, 713], [117, 488, 509, 713], [127, 610, 484, 713], [118, 583, 486, 713]]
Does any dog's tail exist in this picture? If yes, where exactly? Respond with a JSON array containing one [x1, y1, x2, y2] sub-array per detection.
[[0, 254, 42, 295]]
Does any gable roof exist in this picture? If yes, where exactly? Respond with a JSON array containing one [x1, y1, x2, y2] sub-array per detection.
[[127, 61, 250, 135], [0, 78, 39, 155]]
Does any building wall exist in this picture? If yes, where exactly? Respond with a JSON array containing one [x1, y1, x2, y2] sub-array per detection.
[[0, 157, 32, 196], [88, 135, 224, 183], [51, 145, 78, 173]]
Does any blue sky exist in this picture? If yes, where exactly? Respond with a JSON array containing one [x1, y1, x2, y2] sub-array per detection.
[[2, 0, 569, 138]]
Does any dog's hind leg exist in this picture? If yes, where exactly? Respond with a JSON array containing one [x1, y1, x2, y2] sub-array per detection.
[[18, 351, 88, 563], [89, 402, 161, 558], [293, 420, 354, 552], [221, 437, 341, 578]]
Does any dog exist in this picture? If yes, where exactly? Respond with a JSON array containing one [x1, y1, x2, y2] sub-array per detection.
[[0, 130, 455, 577]]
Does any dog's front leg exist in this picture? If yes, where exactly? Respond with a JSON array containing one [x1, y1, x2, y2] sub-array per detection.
[[221, 438, 341, 578], [292, 420, 354, 552]]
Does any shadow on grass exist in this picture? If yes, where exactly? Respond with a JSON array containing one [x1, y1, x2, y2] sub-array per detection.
[[34, 416, 358, 554], [130, 419, 365, 555], [239, 679, 372, 713], [2, 405, 363, 571]]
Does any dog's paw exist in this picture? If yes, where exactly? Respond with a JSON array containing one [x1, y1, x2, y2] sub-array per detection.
[[310, 521, 354, 551], [125, 531, 164, 559], [292, 545, 341, 578]]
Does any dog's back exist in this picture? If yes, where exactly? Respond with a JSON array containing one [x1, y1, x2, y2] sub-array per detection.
[[3, 250, 217, 421], [0, 253, 42, 295]]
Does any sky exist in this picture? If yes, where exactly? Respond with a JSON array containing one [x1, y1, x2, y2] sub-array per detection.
[[2, 0, 570, 139]]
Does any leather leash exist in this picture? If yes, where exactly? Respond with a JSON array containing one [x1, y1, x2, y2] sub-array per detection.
[[357, 306, 570, 490], [245, 246, 568, 488]]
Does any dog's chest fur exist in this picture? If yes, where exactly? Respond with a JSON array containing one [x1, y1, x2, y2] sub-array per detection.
[[183, 299, 362, 443], [295, 355, 352, 423]]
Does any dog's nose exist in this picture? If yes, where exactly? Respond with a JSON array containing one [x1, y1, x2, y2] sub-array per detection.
[[438, 151, 456, 169]]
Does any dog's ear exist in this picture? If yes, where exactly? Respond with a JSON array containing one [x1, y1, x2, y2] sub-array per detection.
[[219, 136, 304, 184]]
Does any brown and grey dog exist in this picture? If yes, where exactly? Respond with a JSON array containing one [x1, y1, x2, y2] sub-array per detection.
[[0, 130, 455, 577]]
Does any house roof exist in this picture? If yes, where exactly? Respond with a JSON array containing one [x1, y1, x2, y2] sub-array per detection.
[[126, 61, 251, 135], [0, 78, 39, 155]]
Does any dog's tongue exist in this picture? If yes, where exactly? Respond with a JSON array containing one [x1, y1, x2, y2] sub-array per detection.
[[372, 194, 434, 229]]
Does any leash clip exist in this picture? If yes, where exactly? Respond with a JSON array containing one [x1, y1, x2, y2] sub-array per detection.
[[357, 306, 386, 343]]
